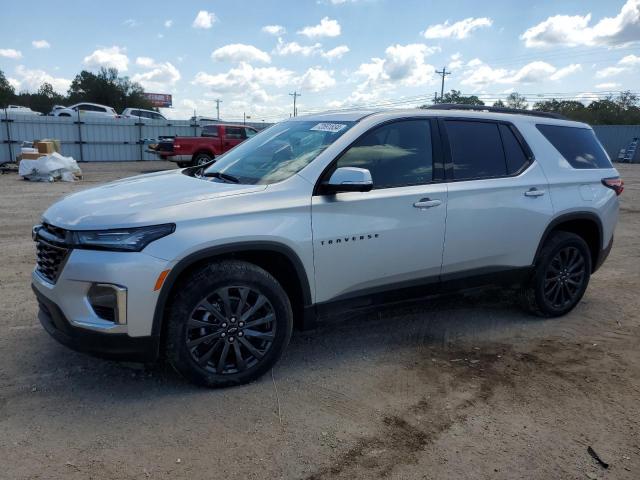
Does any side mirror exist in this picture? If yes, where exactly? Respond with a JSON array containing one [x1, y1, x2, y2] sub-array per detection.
[[324, 167, 373, 193]]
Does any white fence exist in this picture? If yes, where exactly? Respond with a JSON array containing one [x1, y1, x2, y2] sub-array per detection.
[[0, 112, 271, 163]]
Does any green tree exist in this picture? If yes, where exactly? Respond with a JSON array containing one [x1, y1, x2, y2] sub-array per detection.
[[0, 69, 15, 109], [67, 68, 155, 112], [493, 100, 506, 107], [14, 82, 65, 114], [505, 92, 528, 109], [419, 89, 485, 108]]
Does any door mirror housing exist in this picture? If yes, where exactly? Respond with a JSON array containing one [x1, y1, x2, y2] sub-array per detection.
[[323, 167, 373, 193]]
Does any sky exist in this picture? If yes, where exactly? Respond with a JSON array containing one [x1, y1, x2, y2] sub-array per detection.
[[3, 0, 640, 121]]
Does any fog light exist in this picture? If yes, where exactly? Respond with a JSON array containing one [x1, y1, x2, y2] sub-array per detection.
[[87, 284, 127, 324]]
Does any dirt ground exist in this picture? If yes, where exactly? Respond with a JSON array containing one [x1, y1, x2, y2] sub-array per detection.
[[0, 161, 638, 480]]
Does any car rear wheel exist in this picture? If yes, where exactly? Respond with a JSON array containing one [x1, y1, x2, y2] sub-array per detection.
[[193, 153, 213, 166], [521, 231, 591, 317], [165, 260, 293, 388]]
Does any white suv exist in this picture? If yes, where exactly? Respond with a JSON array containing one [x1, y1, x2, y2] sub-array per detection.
[[31, 106, 622, 387], [51, 102, 118, 118]]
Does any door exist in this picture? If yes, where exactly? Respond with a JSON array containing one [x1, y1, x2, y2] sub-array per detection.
[[440, 119, 554, 275], [312, 119, 447, 304], [223, 126, 245, 150]]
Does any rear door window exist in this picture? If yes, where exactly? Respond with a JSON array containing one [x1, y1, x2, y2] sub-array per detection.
[[225, 127, 244, 139], [445, 120, 507, 180], [536, 124, 612, 169]]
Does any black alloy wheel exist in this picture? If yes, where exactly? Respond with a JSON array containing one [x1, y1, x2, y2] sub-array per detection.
[[187, 286, 277, 374]]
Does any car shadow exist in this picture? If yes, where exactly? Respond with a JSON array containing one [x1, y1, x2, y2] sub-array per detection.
[[27, 287, 540, 400]]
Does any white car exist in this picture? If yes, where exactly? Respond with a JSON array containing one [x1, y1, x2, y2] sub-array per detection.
[[121, 108, 166, 121], [6, 105, 41, 115], [32, 106, 621, 387], [51, 102, 118, 118]]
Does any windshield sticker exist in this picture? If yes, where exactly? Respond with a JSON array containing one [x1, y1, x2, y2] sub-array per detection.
[[310, 123, 347, 133]]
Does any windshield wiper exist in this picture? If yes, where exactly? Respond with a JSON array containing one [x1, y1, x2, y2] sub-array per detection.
[[202, 171, 240, 183]]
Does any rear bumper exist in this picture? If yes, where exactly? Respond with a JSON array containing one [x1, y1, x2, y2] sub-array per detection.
[[33, 285, 159, 362]]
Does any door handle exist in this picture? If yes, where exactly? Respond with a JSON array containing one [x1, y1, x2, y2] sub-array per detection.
[[524, 188, 545, 197], [413, 198, 442, 209]]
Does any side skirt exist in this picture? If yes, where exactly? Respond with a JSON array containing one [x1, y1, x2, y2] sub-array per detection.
[[302, 266, 532, 328]]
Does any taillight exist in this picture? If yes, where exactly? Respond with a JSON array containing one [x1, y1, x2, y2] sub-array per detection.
[[174, 144, 181, 150], [602, 177, 624, 196]]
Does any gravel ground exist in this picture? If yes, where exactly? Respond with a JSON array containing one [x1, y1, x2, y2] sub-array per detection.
[[0, 161, 638, 480]]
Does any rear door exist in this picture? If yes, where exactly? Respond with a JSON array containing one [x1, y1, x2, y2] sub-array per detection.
[[440, 118, 553, 276], [223, 126, 245, 151], [311, 118, 447, 304]]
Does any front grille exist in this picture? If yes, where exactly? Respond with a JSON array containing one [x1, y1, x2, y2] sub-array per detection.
[[35, 224, 70, 284]]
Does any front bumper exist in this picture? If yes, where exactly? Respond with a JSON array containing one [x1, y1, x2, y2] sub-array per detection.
[[31, 248, 171, 362], [34, 286, 159, 362]]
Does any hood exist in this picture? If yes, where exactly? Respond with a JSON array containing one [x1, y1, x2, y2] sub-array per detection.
[[43, 169, 266, 229]]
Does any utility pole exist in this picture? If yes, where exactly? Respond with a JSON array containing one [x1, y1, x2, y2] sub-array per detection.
[[289, 91, 301, 117], [214, 99, 222, 120], [435, 67, 451, 100], [433, 91, 439, 104]]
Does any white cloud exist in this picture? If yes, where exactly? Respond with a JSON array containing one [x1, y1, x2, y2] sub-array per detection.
[[32, 40, 50, 49], [123, 19, 139, 28], [322, 45, 350, 60], [12, 65, 71, 94], [274, 38, 323, 56], [135, 56, 155, 68], [262, 25, 286, 35], [212, 44, 271, 63], [132, 57, 181, 91], [193, 62, 294, 94], [449, 52, 463, 69], [0, 48, 22, 59], [422, 17, 493, 39], [297, 67, 336, 92], [354, 43, 438, 90], [83, 46, 129, 71], [164, 19, 173, 28], [298, 17, 341, 38], [193, 10, 217, 29], [461, 59, 582, 89], [595, 66, 627, 78], [521, 0, 640, 47], [595, 82, 621, 89], [549, 63, 582, 80], [595, 53, 640, 78], [619, 53, 640, 65]]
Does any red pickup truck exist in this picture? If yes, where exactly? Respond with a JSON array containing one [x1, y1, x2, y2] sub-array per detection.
[[151, 124, 258, 167]]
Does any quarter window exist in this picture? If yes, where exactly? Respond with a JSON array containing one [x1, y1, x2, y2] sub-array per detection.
[[336, 119, 433, 189], [445, 120, 507, 180], [499, 124, 530, 174], [536, 124, 612, 169]]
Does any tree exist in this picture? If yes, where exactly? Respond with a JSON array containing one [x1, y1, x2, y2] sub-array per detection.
[[419, 89, 484, 108], [67, 68, 155, 112], [505, 92, 528, 109], [14, 82, 65, 114], [0, 69, 15, 109], [493, 100, 506, 108]]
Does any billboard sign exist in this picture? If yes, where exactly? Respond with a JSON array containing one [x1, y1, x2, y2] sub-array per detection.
[[144, 93, 172, 108]]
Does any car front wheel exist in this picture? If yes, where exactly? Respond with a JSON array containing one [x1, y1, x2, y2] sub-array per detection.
[[165, 260, 293, 388]]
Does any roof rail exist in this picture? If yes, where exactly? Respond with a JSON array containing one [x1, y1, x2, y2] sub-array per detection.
[[426, 103, 567, 120]]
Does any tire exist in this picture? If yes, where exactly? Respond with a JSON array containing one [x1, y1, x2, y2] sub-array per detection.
[[176, 161, 190, 168], [165, 260, 293, 388], [58, 113, 71, 117], [192, 153, 213, 166], [521, 231, 592, 317]]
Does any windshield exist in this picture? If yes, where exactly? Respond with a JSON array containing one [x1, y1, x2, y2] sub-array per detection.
[[203, 120, 355, 185]]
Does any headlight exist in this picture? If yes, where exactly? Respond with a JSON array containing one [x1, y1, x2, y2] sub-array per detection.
[[71, 224, 175, 252]]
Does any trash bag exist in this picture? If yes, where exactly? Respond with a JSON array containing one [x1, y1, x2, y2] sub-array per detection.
[[18, 152, 82, 182]]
